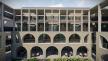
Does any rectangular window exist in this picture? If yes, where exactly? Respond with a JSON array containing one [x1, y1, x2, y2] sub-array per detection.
[[60, 10, 66, 15], [60, 23, 66, 31], [37, 9, 44, 15], [60, 16, 66, 20], [68, 23, 73, 31], [75, 24, 81, 31], [53, 24, 59, 31], [37, 16, 44, 23], [30, 9, 36, 23], [30, 24, 36, 31], [22, 22, 28, 31], [38, 23, 44, 31], [83, 23, 88, 31], [45, 23, 53, 31]]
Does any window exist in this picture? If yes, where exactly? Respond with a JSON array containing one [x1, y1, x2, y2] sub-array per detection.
[[23, 34, 35, 43], [54, 34, 66, 43], [69, 34, 80, 43], [38, 34, 51, 43]]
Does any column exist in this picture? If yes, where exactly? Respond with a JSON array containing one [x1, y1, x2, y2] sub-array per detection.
[[28, 9, 30, 31], [11, 9, 16, 59], [74, 9, 75, 32], [73, 47, 77, 56], [81, 10, 83, 31], [66, 9, 68, 31], [59, 49, 61, 57], [21, 8, 22, 31], [87, 46, 91, 58], [98, 5, 102, 32], [88, 10, 90, 32], [36, 9, 37, 31], [43, 49, 46, 59], [51, 9, 53, 31], [44, 9, 45, 32], [1, 2, 4, 32], [27, 49, 30, 59], [59, 9, 60, 32]]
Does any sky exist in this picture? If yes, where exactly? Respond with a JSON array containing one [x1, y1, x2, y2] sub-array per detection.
[[2, 0, 105, 9]]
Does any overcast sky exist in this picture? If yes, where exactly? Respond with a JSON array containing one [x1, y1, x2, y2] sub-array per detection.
[[2, 0, 104, 9]]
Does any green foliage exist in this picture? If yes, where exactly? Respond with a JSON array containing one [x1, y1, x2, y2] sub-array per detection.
[[83, 58, 91, 61], [27, 58, 38, 61], [62, 58, 68, 61], [46, 58, 51, 61], [53, 57, 91, 61]]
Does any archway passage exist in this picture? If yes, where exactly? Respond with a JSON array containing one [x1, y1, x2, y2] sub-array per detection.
[[69, 34, 80, 43], [61, 46, 73, 57], [31, 46, 43, 57], [46, 46, 58, 57], [23, 34, 35, 43], [100, 36, 108, 49], [38, 34, 51, 43], [101, 54, 108, 61], [16, 46, 27, 58], [77, 46, 88, 57], [54, 34, 66, 43]]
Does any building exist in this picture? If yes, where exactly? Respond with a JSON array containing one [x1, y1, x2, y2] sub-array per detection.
[[0, 1, 15, 61], [0, 0, 108, 61]]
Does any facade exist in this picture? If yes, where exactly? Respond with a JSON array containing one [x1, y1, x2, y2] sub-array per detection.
[[14, 8, 92, 59], [14, 7, 108, 61], [0, 1, 15, 61], [0, 0, 108, 61]]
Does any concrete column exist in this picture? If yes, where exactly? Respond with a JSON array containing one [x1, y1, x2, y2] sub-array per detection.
[[11, 9, 16, 59], [0, 33, 5, 61], [88, 10, 90, 32], [98, 5, 102, 32], [27, 49, 30, 59], [43, 49, 46, 59], [73, 47, 77, 56], [44, 9, 45, 32], [66, 9, 68, 31], [81, 10, 83, 31], [51, 9, 53, 31], [28, 9, 30, 31], [51, 34, 53, 44], [36, 9, 37, 31], [74, 9, 75, 32], [21, 9, 22, 31], [59, 9, 60, 32], [87, 46, 91, 58], [96, 33, 101, 61], [66, 33, 69, 44], [59, 49, 61, 57], [1, 2, 4, 32]]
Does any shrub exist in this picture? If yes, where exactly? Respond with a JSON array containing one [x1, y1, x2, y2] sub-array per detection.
[[83, 58, 91, 61], [62, 58, 68, 61], [27, 58, 38, 61], [46, 58, 51, 61], [54, 58, 62, 61]]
